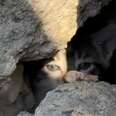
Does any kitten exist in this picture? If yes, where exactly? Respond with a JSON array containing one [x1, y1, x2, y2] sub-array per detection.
[[68, 23, 116, 80], [23, 49, 67, 103], [41, 49, 67, 80]]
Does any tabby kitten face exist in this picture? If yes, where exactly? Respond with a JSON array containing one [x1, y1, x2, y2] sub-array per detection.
[[73, 44, 102, 75], [69, 24, 116, 76], [41, 49, 67, 80], [74, 53, 103, 76]]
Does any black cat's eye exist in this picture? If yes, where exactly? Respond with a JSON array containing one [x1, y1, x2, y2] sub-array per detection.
[[46, 64, 60, 71], [78, 63, 92, 70]]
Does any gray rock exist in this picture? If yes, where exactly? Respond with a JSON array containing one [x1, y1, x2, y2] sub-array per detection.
[[35, 81, 116, 116], [0, 0, 111, 79], [17, 111, 33, 116], [0, 0, 77, 78], [0, 82, 35, 116], [0, 64, 23, 104], [0, 64, 35, 116], [77, 0, 111, 27]]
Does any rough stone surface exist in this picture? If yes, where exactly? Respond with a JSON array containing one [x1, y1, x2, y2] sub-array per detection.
[[77, 0, 111, 27], [0, 89, 35, 116], [0, 64, 35, 116], [35, 81, 116, 116], [0, 64, 23, 104], [17, 111, 33, 116], [0, 0, 111, 79]]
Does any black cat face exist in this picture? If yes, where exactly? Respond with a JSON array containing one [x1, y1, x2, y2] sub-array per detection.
[[74, 53, 102, 75]]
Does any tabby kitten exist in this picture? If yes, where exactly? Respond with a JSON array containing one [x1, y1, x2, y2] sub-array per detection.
[[68, 23, 116, 80], [23, 49, 67, 103], [41, 49, 67, 80]]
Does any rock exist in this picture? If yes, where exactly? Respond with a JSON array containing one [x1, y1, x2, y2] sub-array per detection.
[[0, 64, 35, 116], [0, 88, 35, 116], [17, 111, 33, 116], [35, 81, 116, 116], [0, 0, 112, 79], [0, 64, 23, 104], [0, 0, 76, 79]]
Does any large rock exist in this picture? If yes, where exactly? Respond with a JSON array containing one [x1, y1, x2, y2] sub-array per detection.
[[35, 82, 116, 116], [0, 0, 111, 79], [76, 0, 111, 27], [0, 64, 35, 116], [0, 64, 23, 104], [17, 111, 33, 116]]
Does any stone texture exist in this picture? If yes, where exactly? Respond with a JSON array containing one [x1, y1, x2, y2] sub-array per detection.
[[35, 81, 116, 116], [0, 0, 112, 79], [17, 111, 33, 116], [77, 0, 111, 27], [0, 64, 23, 104], [0, 64, 35, 116]]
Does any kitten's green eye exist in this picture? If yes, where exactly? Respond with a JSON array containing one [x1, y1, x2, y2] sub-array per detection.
[[46, 64, 60, 71], [78, 63, 91, 70]]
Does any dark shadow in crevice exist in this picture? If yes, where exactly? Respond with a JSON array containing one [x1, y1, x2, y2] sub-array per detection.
[[72, 0, 116, 43], [102, 50, 116, 84]]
